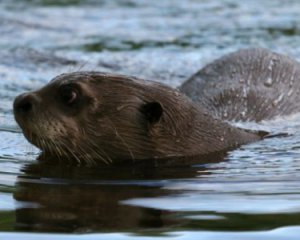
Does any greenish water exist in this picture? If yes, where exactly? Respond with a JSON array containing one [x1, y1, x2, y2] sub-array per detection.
[[1, 0, 300, 239]]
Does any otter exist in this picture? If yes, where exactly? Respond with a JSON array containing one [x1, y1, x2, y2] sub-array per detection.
[[13, 71, 261, 165], [13, 48, 296, 165]]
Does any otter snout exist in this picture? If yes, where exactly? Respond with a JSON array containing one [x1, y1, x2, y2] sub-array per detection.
[[13, 92, 41, 119]]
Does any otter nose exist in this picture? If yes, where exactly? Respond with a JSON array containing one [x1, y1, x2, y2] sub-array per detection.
[[13, 93, 37, 114]]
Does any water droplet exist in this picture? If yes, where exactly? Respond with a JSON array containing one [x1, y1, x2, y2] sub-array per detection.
[[287, 89, 294, 97], [174, 91, 180, 97], [268, 60, 274, 71], [117, 105, 125, 111], [289, 75, 295, 87], [268, 57, 278, 71], [242, 87, 247, 98], [272, 94, 284, 106], [264, 77, 273, 87]]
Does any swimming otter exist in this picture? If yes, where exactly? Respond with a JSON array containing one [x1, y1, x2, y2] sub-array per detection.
[[13, 71, 261, 165], [15, 48, 298, 165]]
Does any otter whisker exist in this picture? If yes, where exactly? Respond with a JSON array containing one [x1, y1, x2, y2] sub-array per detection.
[[77, 144, 96, 166], [84, 123, 114, 164], [50, 139, 65, 164], [84, 139, 112, 164], [60, 141, 82, 165], [83, 140, 107, 164], [76, 60, 89, 72], [57, 140, 74, 165], [108, 119, 135, 161]]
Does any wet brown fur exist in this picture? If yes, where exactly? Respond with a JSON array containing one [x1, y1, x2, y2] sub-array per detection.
[[181, 48, 300, 122], [14, 71, 260, 164]]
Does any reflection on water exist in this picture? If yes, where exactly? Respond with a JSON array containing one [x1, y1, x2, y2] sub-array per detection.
[[13, 154, 221, 233], [10, 154, 300, 235], [15, 163, 178, 233], [1, 0, 300, 239]]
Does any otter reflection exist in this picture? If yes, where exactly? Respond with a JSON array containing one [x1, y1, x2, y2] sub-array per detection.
[[14, 153, 225, 232], [14, 154, 225, 233]]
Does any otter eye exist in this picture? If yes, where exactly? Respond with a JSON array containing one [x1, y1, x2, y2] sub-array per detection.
[[60, 84, 78, 105]]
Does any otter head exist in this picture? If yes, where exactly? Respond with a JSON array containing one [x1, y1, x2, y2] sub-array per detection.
[[13, 71, 198, 165]]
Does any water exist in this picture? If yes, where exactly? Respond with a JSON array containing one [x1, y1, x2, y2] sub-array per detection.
[[1, 0, 300, 239]]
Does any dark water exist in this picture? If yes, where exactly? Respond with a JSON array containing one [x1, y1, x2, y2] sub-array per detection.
[[1, 0, 300, 239]]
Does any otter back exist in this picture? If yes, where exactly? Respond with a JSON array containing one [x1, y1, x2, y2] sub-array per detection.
[[180, 48, 300, 122]]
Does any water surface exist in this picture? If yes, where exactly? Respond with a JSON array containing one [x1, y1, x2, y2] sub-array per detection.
[[1, 0, 300, 239]]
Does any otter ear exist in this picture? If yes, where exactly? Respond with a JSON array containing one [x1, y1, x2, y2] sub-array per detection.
[[140, 102, 163, 124]]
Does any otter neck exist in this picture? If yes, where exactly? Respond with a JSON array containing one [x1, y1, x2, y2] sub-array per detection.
[[153, 104, 261, 158]]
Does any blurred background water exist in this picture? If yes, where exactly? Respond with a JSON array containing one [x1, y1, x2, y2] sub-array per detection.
[[1, 0, 300, 239]]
